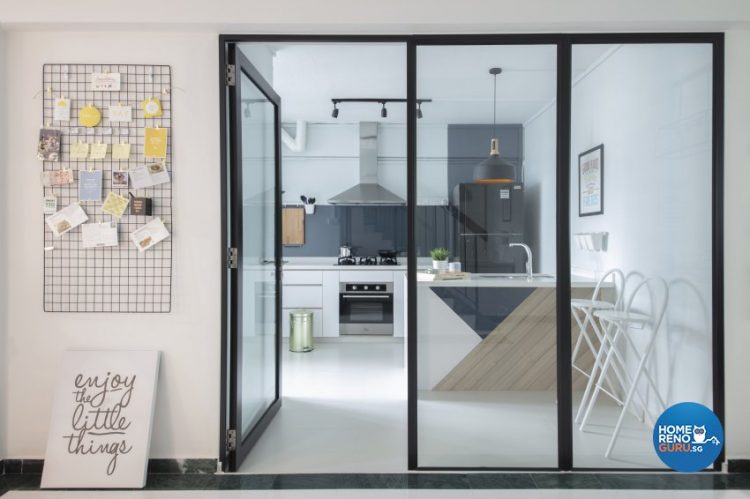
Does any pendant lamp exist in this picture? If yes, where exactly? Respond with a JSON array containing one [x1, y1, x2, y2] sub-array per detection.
[[473, 67, 516, 184]]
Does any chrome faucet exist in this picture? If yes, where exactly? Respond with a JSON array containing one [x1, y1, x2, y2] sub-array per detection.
[[509, 243, 533, 280]]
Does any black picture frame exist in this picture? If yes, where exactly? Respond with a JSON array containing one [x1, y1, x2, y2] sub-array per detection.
[[578, 144, 604, 217]]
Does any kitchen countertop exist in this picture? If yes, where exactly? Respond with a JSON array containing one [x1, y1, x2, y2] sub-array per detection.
[[417, 273, 602, 288]]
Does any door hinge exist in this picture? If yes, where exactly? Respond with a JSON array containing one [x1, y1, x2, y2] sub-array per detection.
[[226, 428, 237, 452], [226, 64, 236, 86], [227, 247, 238, 269]]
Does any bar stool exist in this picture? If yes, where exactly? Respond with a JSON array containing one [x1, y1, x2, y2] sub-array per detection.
[[571, 269, 625, 420], [588, 276, 669, 458], [575, 271, 649, 425]]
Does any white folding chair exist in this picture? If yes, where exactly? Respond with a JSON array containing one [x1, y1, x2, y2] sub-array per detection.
[[588, 276, 669, 458], [571, 269, 625, 420]]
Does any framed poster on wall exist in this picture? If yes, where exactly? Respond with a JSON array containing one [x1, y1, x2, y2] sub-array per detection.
[[578, 144, 604, 216]]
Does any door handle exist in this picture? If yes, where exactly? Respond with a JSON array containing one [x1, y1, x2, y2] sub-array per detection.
[[341, 295, 391, 299]]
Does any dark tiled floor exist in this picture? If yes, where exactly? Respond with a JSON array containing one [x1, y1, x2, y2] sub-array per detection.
[[1, 472, 750, 495]]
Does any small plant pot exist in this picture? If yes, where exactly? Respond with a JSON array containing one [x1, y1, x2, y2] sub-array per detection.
[[433, 260, 449, 271], [304, 205, 315, 215]]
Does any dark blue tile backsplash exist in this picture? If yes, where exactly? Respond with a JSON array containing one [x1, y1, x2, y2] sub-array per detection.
[[282, 205, 454, 258]]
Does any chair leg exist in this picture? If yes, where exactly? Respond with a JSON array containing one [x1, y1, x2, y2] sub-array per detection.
[[580, 325, 623, 431], [604, 326, 662, 458]]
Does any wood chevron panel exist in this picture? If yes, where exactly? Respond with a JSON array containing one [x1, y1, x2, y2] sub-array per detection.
[[434, 287, 596, 391]]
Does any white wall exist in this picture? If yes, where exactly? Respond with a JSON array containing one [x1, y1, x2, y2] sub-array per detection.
[[723, 29, 750, 461], [0, 26, 7, 460], [2, 31, 221, 459]]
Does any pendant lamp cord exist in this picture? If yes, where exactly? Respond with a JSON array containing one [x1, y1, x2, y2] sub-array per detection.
[[493, 72, 497, 138]]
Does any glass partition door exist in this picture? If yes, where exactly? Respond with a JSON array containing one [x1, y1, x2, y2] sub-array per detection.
[[226, 45, 282, 471], [413, 43, 559, 468], [569, 43, 715, 469]]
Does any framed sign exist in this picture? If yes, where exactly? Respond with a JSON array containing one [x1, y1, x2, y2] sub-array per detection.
[[579, 144, 604, 216], [41, 350, 160, 489]]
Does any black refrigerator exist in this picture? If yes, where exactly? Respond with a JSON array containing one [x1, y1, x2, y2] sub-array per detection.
[[453, 183, 525, 273]]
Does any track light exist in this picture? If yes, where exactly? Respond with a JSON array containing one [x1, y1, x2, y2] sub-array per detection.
[[329, 98, 431, 119]]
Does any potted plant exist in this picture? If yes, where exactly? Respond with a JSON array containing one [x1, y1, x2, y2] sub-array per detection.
[[430, 247, 450, 271]]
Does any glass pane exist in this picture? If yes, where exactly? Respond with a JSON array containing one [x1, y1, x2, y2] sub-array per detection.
[[569, 43, 713, 468], [240, 69, 278, 437], [416, 44, 558, 467]]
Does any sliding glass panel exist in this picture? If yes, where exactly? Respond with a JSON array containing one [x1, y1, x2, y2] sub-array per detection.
[[415, 44, 558, 467], [569, 43, 713, 468]]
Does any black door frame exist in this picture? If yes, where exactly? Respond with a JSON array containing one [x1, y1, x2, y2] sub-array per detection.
[[218, 32, 725, 473], [221, 43, 284, 472]]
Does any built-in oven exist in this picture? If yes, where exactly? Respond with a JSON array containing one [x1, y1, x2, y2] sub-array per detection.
[[339, 282, 394, 335]]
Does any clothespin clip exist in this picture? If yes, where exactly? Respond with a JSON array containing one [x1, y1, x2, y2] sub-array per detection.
[[44, 244, 55, 252]]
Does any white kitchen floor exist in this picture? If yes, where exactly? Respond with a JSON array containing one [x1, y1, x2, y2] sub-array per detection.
[[235, 341, 663, 473], [5, 491, 750, 498], [236, 339, 408, 474]]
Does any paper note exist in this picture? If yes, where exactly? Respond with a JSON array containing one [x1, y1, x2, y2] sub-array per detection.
[[91, 72, 121, 91], [78, 170, 103, 202], [130, 218, 170, 252], [102, 192, 129, 219], [70, 142, 90, 160], [46, 203, 88, 237], [129, 196, 152, 216], [53, 97, 71, 122], [108, 105, 132, 123], [89, 143, 108, 160], [129, 164, 170, 189], [111, 170, 129, 189], [43, 195, 57, 214], [141, 98, 162, 118], [144, 128, 167, 158], [81, 222, 119, 249], [41, 169, 74, 187], [37, 128, 61, 161], [112, 143, 131, 160]]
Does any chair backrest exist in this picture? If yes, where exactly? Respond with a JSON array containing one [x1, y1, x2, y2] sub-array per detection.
[[622, 270, 646, 311], [624, 276, 669, 332], [592, 268, 625, 308]]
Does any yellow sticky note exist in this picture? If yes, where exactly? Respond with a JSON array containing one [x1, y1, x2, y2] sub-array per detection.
[[89, 143, 108, 160], [141, 98, 163, 118], [79, 105, 101, 127], [112, 143, 131, 160], [70, 142, 90, 160], [102, 192, 129, 219], [144, 128, 168, 158]]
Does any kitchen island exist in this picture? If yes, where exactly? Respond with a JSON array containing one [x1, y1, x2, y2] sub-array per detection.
[[416, 273, 603, 391]]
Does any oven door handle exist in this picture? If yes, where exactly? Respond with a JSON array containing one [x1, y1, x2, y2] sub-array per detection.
[[341, 294, 391, 299]]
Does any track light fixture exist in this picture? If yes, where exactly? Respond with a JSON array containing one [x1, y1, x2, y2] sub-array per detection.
[[330, 98, 431, 119]]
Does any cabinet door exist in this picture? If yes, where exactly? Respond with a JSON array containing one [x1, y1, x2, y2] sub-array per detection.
[[393, 270, 406, 338], [322, 271, 340, 337]]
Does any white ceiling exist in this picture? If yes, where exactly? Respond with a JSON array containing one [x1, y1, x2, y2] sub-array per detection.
[[241, 42, 610, 125]]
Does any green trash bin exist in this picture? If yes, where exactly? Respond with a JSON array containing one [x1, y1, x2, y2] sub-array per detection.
[[289, 310, 314, 353]]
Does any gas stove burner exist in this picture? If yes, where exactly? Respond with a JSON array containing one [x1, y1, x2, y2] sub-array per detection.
[[358, 256, 378, 266], [337, 256, 356, 266], [379, 256, 398, 266]]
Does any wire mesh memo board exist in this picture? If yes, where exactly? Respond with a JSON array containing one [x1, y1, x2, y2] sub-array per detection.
[[42, 64, 172, 312]]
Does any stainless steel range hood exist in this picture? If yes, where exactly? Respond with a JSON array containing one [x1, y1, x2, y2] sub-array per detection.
[[328, 122, 406, 205]]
